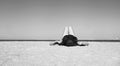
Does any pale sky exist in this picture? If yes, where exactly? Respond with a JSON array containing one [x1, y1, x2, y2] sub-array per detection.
[[0, 0, 120, 40]]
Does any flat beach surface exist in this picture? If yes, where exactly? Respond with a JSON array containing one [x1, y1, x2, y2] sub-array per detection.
[[0, 41, 120, 66]]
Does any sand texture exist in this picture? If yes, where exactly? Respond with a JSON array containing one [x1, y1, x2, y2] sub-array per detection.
[[0, 41, 120, 66]]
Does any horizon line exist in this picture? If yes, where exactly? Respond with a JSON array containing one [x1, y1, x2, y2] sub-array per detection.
[[0, 39, 120, 42]]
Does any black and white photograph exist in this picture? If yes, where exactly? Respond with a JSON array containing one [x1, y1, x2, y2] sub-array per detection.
[[0, 0, 120, 66]]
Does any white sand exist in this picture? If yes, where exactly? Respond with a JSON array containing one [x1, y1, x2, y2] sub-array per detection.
[[0, 41, 120, 66]]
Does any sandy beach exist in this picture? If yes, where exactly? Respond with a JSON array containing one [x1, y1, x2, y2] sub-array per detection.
[[0, 41, 120, 66]]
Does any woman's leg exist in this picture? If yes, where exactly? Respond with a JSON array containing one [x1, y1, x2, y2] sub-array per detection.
[[68, 26, 74, 35], [62, 26, 69, 36]]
